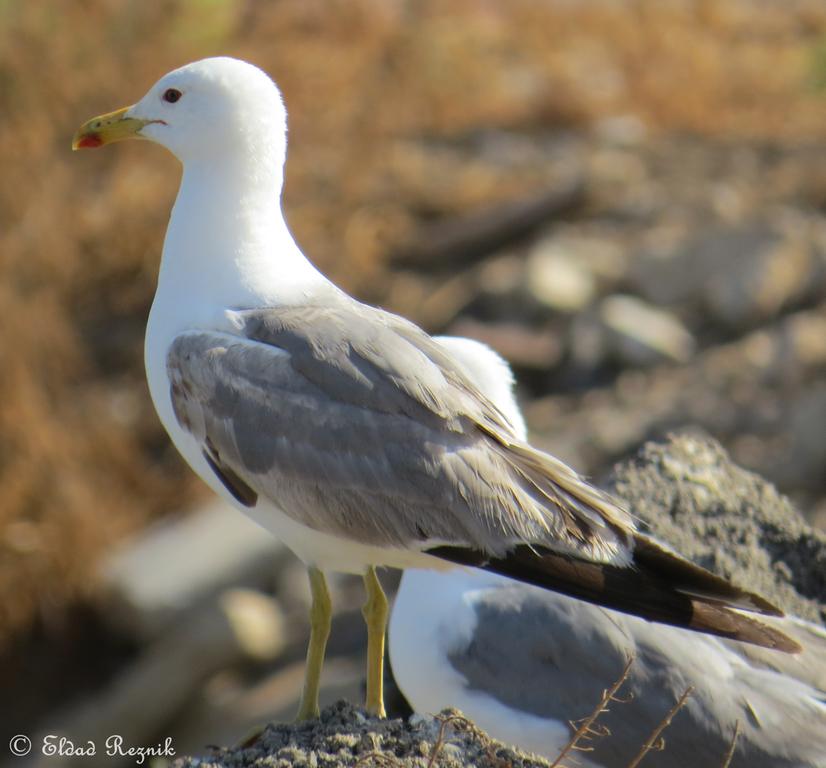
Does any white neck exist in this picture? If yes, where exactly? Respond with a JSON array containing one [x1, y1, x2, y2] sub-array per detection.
[[155, 154, 329, 313]]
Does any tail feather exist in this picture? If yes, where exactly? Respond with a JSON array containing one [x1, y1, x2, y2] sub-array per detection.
[[427, 537, 801, 654]]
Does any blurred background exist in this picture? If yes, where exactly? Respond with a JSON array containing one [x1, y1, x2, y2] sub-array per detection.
[[2, 0, 826, 762]]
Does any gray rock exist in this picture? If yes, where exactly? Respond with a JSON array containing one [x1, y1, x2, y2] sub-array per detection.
[[98, 501, 285, 640], [31, 590, 286, 768], [607, 432, 826, 625], [527, 303, 826, 509], [631, 222, 820, 328], [784, 385, 826, 491], [592, 115, 647, 147], [526, 238, 597, 313], [599, 294, 695, 365]]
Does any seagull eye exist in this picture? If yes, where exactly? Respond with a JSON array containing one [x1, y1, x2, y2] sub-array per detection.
[[163, 88, 182, 104]]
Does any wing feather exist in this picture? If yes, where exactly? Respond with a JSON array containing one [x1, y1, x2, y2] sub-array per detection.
[[167, 302, 634, 562]]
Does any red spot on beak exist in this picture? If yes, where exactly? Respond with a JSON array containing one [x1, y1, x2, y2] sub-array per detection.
[[76, 133, 103, 149]]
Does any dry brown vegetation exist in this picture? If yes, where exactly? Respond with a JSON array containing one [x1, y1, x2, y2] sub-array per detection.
[[2, 0, 826, 645]]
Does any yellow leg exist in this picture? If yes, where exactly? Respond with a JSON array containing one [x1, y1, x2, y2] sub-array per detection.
[[362, 566, 389, 718], [295, 567, 332, 721]]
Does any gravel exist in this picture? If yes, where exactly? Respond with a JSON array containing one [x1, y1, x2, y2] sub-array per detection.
[[178, 701, 550, 768]]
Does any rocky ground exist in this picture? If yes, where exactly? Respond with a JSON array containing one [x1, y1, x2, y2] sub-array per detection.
[[384, 130, 826, 529], [179, 702, 547, 768]]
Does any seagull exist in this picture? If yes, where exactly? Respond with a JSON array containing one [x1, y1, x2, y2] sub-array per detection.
[[390, 337, 826, 767], [73, 57, 799, 721]]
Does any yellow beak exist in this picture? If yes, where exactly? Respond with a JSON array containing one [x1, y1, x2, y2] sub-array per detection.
[[72, 105, 155, 150]]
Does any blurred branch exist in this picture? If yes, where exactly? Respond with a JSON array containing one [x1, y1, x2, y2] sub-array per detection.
[[31, 590, 285, 768], [390, 177, 586, 271]]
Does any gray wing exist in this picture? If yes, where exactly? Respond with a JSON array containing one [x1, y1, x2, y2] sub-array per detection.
[[167, 300, 631, 559], [451, 585, 826, 768]]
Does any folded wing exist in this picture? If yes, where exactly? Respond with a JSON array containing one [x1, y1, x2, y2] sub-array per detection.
[[167, 300, 798, 652]]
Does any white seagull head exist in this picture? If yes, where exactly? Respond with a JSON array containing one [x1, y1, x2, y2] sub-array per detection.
[[73, 57, 288, 169]]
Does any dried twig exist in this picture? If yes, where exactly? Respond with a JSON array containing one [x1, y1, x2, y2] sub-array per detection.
[[484, 741, 514, 768], [390, 179, 587, 270], [550, 655, 635, 768], [426, 713, 485, 768], [625, 686, 694, 768], [355, 752, 404, 768], [719, 721, 741, 768], [358, 711, 496, 768]]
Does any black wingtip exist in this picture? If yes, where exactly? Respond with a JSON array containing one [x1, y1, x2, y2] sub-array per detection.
[[427, 544, 800, 654], [630, 534, 785, 618]]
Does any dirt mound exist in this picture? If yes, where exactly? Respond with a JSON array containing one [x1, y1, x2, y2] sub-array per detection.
[[178, 702, 548, 768], [608, 431, 826, 625]]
